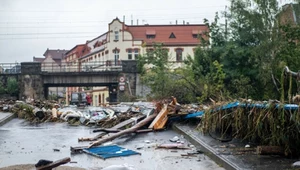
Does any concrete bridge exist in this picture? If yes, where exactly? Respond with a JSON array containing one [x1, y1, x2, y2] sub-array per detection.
[[0, 61, 139, 102]]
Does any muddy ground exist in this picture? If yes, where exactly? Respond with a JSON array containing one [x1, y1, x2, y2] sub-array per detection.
[[0, 118, 224, 170]]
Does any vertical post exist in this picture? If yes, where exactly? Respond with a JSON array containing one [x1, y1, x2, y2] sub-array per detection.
[[225, 5, 228, 41]]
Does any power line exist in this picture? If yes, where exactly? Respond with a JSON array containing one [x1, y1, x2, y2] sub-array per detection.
[[0, 30, 208, 36], [0, 15, 215, 24], [0, 32, 100, 36], [0, 33, 208, 40], [0, 5, 225, 13], [0, 36, 96, 40]]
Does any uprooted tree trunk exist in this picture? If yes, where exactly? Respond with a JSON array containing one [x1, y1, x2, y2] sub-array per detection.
[[89, 114, 157, 148]]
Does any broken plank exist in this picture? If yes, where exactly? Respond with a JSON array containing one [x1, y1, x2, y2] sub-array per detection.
[[36, 157, 70, 170], [148, 105, 168, 130], [113, 115, 146, 129], [70, 146, 89, 153]]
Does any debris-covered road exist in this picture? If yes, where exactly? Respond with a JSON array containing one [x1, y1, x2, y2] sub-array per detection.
[[0, 118, 224, 170]]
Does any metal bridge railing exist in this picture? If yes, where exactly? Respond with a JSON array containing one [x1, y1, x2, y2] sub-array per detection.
[[0, 63, 21, 74], [42, 60, 123, 73], [0, 60, 125, 74]]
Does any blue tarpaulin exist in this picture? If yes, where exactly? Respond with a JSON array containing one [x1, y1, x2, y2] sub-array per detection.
[[83, 145, 140, 159], [184, 102, 299, 119]]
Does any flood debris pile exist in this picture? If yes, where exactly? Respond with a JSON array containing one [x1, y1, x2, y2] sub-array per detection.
[[200, 100, 300, 157]]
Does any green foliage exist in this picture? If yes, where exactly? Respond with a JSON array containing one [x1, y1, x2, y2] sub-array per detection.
[[138, 44, 198, 103], [0, 84, 5, 94], [138, 0, 300, 103], [201, 101, 300, 156], [0, 77, 19, 96], [48, 94, 58, 100], [6, 77, 19, 96]]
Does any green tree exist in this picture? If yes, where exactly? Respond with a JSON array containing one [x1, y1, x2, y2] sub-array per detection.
[[138, 43, 171, 100], [6, 77, 19, 96]]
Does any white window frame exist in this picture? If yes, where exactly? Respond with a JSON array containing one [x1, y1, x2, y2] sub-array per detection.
[[114, 31, 119, 41], [128, 49, 132, 60]]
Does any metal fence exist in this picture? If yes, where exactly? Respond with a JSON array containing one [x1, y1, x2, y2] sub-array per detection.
[[0, 63, 21, 74], [0, 61, 123, 74], [42, 60, 122, 73]]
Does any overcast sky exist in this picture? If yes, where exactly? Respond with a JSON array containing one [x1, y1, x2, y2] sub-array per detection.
[[0, 0, 233, 63]]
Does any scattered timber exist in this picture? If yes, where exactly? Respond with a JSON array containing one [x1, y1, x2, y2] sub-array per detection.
[[78, 115, 146, 142], [89, 114, 157, 148]]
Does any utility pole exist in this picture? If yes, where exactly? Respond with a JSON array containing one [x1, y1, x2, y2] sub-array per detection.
[[225, 5, 228, 41]]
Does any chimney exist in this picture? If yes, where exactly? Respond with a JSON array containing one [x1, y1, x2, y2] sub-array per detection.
[[131, 15, 133, 25], [176, 20, 178, 25], [187, 22, 189, 25], [183, 20, 185, 25], [137, 19, 139, 25], [123, 15, 125, 23]]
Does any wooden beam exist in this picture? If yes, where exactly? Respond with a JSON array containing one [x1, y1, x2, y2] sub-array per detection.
[[148, 105, 168, 130], [89, 114, 157, 148], [36, 157, 70, 170]]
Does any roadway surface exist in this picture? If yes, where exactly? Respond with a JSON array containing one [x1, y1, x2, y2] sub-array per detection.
[[0, 118, 224, 170]]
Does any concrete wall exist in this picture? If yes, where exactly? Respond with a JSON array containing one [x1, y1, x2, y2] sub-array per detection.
[[19, 62, 44, 100], [19, 74, 44, 100]]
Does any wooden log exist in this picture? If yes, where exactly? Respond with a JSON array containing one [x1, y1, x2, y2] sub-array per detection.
[[78, 115, 146, 142], [256, 146, 285, 155], [36, 157, 70, 170], [89, 114, 157, 148], [135, 129, 154, 133], [157, 143, 190, 150], [78, 132, 107, 142], [93, 128, 154, 134], [93, 129, 120, 133]]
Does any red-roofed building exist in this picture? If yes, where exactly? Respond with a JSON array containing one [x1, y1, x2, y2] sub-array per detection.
[[33, 56, 45, 63], [78, 17, 208, 70], [101, 18, 208, 69], [39, 48, 68, 72], [63, 44, 85, 71], [33, 49, 68, 99], [59, 18, 208, 105]]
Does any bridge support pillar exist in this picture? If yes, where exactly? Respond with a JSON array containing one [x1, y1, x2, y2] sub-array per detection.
[[19, 62, 44, 100]]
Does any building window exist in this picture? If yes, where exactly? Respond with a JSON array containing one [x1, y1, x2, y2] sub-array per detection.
[[134, 49, 139, 59], [175, 48, 183, 62], [169, 32, 176, 38], [114, 50, 119, 65], [146, 35, 155, 39], [114, 31, 119, 41], [128, 49, 132, 60], [192, 34, 198, 38]]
